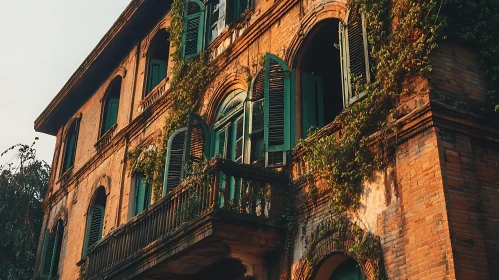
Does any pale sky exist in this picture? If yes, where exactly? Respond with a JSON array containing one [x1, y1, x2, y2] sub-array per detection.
[[0, 0, 132, 165]]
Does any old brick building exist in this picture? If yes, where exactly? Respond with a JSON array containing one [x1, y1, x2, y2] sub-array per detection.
[[34, 0, 498, 279]]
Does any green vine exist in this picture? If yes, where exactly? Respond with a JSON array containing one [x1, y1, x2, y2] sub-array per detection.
[[127, 0, 217, 200], [298, 0, 499, 276]]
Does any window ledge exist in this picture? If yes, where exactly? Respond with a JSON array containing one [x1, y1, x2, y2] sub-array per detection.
[[140, 77, 169, 112], [95, 124, 118, 152]]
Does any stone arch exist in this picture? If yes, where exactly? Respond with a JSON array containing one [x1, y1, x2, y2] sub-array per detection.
[[286, 0, 347, 69], [142, 21, 169, 57], [62, 113, 82, 140], [51, 207, 69, 229], [293, 218, 386, 280], [204, 73, 248, 125], [101, 68, 126, 102], [89, 175, 112, 208]]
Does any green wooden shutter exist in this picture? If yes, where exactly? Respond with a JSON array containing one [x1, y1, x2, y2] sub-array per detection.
[[301, 72, 324, 137], [183, 113, 211, 177], [249, 70, 265, 165], [63, 122, 78, 172], [343, 8, 370, 105], [182, 0, 205, 58], [147, 59, 167, 92], [263, 54, 292, 167], [163, 128, 188, 196], [50, 222, 63, 279], [134, 175, 147, 215], [102, 97, 119, 134], [83, 205, 104, 258], [41, 230, 55, 278]]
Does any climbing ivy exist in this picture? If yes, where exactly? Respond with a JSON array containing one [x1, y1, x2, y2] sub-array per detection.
[[127, 0, 217, 200], [298, 0, 499, 277]]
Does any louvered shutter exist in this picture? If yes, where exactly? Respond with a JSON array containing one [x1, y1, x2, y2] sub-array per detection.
[[41, 230, 56, 278], [50, 222, 64, 279], [264, 54, 291, 167], [182, 1, 205, 58], [163, 127, 188, 196], [183, 113, 211, 173], [342, 8, 370, 105], [83, 205, 104, 258], [63, 121, 79, 172]]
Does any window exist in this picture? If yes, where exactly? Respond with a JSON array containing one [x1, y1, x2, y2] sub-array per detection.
[[182, 0, 249, 57], [146, 31, 170, 94], [162, 113, 210, 197], [295, 9, 371, 139], [40, 220, 64, 280], [182, 0, 206, 58], [62, 119, 79, 173], [329, 259, 365, 280], [82, 187, 106, 259], [133, 173, 152, 215], [163, 128, 187, 195], [249, 54, 293, 167], [341, 8, 371, 106], [207, 0, 249, 43], [297, 19, 343, 138], [101, 77, 121, 136]]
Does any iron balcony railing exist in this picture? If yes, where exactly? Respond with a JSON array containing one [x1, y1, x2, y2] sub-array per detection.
[[86, 159, 287, 279]]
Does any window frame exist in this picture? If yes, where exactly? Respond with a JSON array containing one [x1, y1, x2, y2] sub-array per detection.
[[60, 117, 80, 176]]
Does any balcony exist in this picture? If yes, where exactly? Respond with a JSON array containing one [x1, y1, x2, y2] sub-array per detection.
[[86, 159, 287, 280], [140, 78, 169, 112]]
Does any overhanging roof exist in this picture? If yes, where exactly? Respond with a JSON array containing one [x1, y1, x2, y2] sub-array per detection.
[[34, 0, 172, 136]]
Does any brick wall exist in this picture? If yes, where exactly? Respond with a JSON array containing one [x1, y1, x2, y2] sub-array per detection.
[[37, 0, 499, 279]]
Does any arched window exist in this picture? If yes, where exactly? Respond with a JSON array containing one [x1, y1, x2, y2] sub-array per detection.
[[62, 119, 79, 173], [249, 53, 292, 167], [133, 172, 152, 216], [295, 9, 371, 139], [100, 77, 121, 136], [212, 89, 247, 163], [329, 259, 365, 280], [146, 31, 170, 94], [162, 113, 210, 197], [40, 220, 64, 280], [341, 8, 371, 106], [82, 187, 106, 259]]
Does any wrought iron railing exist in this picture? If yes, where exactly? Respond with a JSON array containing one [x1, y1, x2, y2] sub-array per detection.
[[86, 159, 287, 279]]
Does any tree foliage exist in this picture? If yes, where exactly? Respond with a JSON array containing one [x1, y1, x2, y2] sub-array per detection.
[[0, 140, 50, 280]]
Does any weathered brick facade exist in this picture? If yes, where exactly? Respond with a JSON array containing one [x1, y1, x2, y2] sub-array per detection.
[[34, 1, 498, 279]]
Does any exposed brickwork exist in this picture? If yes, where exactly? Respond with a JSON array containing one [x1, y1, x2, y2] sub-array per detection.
[[34, 0, 498, 279]]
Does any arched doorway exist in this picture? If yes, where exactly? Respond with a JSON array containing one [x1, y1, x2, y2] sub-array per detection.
[[294, 18, 343, 139], [313, 254, 365, 280]]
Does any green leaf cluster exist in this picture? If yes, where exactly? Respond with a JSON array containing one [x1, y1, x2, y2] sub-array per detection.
[[0, 140, 50, 280]]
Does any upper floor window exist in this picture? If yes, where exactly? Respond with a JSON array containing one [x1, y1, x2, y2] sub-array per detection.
[[182, 0, 249, 58], [82, 187, 106, 259], [182, 0, 205, 58], [100, 77, 121, 136], [62, 119, 80, 173], [207, 0, 249, 43], [212, 90, 247, 163], [146, 31, 170, 94], [295, 9, 371, 139], [40, 220, 64, 280]]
